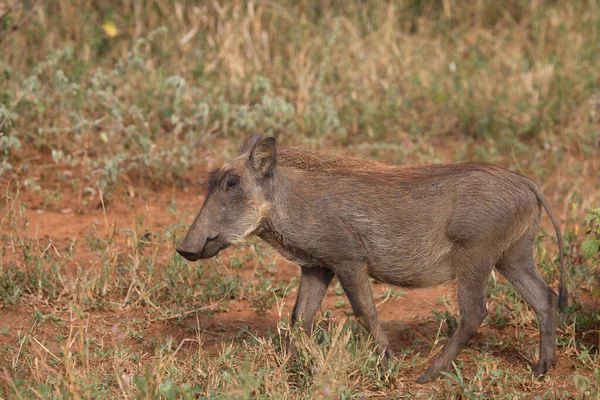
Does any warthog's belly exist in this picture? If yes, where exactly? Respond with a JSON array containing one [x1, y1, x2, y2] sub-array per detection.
[[367, 242, 456, 288]]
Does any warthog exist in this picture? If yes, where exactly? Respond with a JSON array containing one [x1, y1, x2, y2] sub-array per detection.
[[177, 134, 567, 383]]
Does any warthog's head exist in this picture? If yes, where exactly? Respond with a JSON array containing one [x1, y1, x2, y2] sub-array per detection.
[[176, 134, 276, 261]]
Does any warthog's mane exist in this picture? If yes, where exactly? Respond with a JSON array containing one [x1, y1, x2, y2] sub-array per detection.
[[277, 147, 386, 173], [277, 147, 511, 180]]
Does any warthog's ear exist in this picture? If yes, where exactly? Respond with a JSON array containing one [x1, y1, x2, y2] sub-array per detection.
[[250, 137, 277, 178], [239, 133, 263, 156]]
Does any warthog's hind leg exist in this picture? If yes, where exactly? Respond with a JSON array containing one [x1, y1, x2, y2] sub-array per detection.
[[417, 248, 491, 383], [496, 236, 558, 377]]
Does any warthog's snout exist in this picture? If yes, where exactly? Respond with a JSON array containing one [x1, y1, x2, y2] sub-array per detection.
[[176, 232, 225, 261], [175, 247, 201, 262]]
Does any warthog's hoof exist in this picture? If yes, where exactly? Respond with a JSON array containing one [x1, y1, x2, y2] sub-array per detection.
[[416, 371, 438, 384], [377, 347, 394, 375], [533, 358, 556, 378], [286, 340, 298, 358], [416, 361, 447, 383]]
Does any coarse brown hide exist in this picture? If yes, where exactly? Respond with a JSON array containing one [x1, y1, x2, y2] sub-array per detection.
[[176, 133, 567, 383]]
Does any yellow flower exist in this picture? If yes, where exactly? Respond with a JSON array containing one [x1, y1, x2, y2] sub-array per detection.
[[102, 21, 118, 38]]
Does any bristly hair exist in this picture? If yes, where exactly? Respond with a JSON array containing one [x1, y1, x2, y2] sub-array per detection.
[[276, 147, 509, 180]]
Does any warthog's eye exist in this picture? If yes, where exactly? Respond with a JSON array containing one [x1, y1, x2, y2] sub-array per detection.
[[226, 175, 240, 189]]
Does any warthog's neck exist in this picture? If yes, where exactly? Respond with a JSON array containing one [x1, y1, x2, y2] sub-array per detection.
[[255, 219, 325, 268], [254, 168, 332, 267]]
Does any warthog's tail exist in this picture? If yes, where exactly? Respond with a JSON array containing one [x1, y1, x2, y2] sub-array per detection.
[[526, 179, 568, 313]]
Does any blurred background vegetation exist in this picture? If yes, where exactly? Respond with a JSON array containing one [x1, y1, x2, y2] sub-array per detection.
[[1, 0, 598, 192]]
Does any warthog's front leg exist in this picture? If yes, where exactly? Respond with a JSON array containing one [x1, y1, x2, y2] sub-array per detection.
[[291, 266, 335, 329], [335, 263, 393, 363]]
